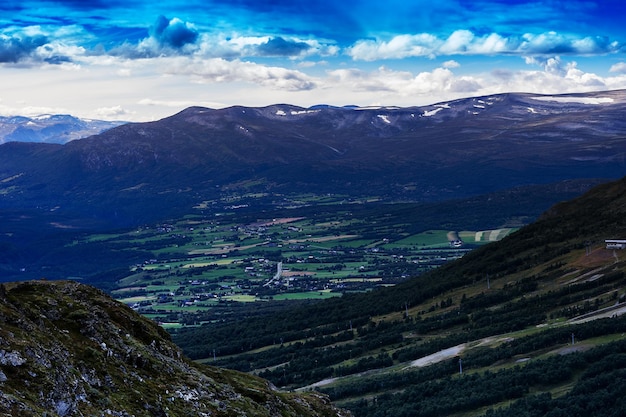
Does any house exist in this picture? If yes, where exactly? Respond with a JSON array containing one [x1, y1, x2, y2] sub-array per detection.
[[605, 239, 626, 250], [449, 239, 463, 248]]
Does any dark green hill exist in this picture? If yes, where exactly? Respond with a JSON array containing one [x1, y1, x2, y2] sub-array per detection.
[[172, 176, 626, 416], [0, 280, 349, 416]]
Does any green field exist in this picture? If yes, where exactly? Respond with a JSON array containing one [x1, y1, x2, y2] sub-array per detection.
[[68, 200, 516, 326]]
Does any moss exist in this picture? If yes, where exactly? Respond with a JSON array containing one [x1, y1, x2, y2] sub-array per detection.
[[0, 280, 348, 417]]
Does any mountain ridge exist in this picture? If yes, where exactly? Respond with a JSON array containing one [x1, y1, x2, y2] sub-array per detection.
[[1, 90, 624, 228]]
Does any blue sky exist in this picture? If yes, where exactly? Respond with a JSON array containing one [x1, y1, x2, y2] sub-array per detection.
[[1, 0, 626, 121]]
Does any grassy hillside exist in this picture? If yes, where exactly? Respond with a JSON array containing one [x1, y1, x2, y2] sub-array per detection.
[[172, 176, 626, 416], [0, 280, 349, 416]]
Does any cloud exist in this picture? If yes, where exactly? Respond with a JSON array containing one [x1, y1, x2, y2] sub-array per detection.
[[486, 57, 610, 95], [0, 34, 48, 63], [255, 36, 311, 57], [94, 105, 129, 119], [347, 30, 622, 61], [0, 103, 70, 117], [442, 60, 460, 68], [192, 34, 339, 60], [348, 34, 440, 60], [518, 32, 619, 55], [137, 98, 227, 111], [609, 62, 626, 74], [110, 15, 199, 58], [165, 57, 316, 91], [321, 54, 626, 107], [150, 15, 198, 49], [523, 56, 605, 88], [325, 65, 482, 97], [525, 56, 567, 76]]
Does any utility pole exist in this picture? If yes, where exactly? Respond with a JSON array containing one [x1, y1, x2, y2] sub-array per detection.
[[459, 358, 463, 375]]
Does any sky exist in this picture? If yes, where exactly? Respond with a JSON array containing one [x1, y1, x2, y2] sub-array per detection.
[[1, 0, 626, 121]]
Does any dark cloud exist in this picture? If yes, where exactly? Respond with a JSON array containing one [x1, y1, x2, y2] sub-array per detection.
[[44, 55, 72, 65], [256, 37, 311, 57], [0, 35, 48, 63], [150, 15, 198, 49]]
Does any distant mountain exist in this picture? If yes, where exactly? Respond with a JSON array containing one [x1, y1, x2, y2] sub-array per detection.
[[0, 280, 349, 416], [0, 114, 125, 144], [0, 90, 624, 227]]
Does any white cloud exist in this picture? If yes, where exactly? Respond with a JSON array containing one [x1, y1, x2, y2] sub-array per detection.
[[525, 56, 567, 76], [409, 67, 456, 93], [439, 30, 475, 54], [442, 60, 460, 68], [165, 57, 316, 91], [321, 56, 626, 108], [471, 33, 509, 54], [347, 30, 621, 61], [347, 34, 440, 61], [137, 98, 224, 108], [0, 104, 70, 117], [325, 66, 480, 97], [94, 105, 129, 119], [609, 62, 626, 74]]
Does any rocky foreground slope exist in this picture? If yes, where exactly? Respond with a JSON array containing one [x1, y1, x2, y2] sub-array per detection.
[[0, 280, 349, 416]]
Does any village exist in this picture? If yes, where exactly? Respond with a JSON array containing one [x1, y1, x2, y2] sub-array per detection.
[[105, 213, 503, 327]]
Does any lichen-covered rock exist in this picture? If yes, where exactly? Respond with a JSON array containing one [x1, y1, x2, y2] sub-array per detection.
[[0, 280, 351, 417]]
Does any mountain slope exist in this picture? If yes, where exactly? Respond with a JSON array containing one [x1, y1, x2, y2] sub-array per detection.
[[0, 280, 349, 416], [0, 90, 624, 228], [172, 175, 626, 416]]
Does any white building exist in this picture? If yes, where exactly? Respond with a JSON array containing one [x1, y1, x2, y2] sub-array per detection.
[[605, 239, 626, 250]]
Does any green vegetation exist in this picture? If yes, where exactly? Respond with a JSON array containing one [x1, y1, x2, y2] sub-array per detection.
[[170, 176, 626, 417], [1, 163, 617, 417], [59, 192, 525, 327], [0, 280, 346, 416]]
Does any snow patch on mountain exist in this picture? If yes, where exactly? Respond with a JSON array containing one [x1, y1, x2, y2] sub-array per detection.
[[423, 107, 444, 117], [530, 96, 614, 105], [377, 114, 391, 124]]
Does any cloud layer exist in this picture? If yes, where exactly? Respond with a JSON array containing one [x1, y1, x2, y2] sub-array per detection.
[[0, 0, 625, 120]]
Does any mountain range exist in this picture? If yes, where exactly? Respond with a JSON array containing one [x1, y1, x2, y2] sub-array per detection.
[[0, 90, 624, 229], [0, 114, 124, 144]]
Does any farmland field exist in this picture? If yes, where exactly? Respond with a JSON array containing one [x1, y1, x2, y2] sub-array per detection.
[[68, 196, 517, 327]]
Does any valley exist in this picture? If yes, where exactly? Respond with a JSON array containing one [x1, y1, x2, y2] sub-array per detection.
[[107, 208, 512, 328], [0, 90, 625, 416], [170, 176, 626, 417], [59, 189, 526, 328]]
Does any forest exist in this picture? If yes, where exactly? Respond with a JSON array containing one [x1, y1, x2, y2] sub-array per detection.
[[170, 177, 626, 416]]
